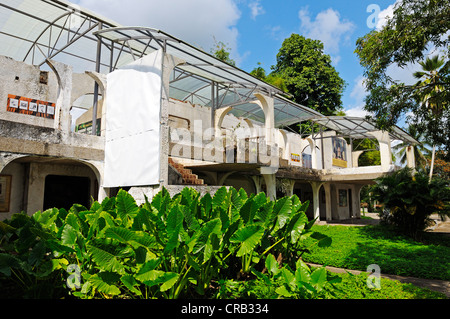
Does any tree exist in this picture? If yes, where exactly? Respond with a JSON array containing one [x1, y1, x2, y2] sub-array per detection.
[[210, 38, 236, 66], [271, 34, 346, 116], [392, 124, 431, 170], [355, 0, 450, 152], [411, 55, 449, 180], [250, 62, 288, 93]]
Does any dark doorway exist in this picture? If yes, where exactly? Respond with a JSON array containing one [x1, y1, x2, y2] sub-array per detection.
[[44, 175, 91, 211]]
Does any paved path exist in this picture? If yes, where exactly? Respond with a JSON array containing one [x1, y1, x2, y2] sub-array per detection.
[[314, 213, 450, 298]]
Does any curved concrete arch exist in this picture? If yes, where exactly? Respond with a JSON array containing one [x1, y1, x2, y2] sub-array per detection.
[[214, 106, 233, 136], [279, 129, 289, 158], [0, 154, 29, 173]]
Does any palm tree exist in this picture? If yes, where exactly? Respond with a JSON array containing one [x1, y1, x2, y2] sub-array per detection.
[[393, 124, 431, 170], [412, 55, 449, 181]]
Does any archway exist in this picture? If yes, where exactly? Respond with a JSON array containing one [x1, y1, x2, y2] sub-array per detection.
[[293, 182, 314, 219], [221, 172, 256, 196], [0, 156, 100, 219]]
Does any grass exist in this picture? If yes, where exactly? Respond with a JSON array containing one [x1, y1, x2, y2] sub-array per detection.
[[214, 224, 449, 300], [215, 273, 447, 299], [300, 224, 450, 281]]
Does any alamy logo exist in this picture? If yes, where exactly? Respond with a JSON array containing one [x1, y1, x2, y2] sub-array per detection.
[[66, 264, 82, 290], [366, 264, 381, 289], [366, 4, 381, 29]]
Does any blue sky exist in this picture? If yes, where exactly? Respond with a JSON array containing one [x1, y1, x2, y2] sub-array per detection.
[[232, 0, 399, 118], [76, 0, 406, 123]]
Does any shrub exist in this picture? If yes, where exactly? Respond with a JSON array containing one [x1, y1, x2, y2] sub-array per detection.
[[370, 168, 450, 240], [0, 187, 333, 299]]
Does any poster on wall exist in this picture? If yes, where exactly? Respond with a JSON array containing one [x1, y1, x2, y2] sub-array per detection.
[[332, 137, 348, 168], [0, 175, 12, 212], [291, 153, 301, 163], [7, 94, 55, 119]]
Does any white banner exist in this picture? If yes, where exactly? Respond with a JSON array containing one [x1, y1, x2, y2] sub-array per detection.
[[103, 50, 163, 187]]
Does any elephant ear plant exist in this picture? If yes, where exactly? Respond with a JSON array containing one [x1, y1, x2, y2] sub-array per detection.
[[0, 187, 334, 299]]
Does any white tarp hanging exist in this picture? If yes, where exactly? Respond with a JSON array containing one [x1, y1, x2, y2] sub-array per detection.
[[103, 50, 163, 187]]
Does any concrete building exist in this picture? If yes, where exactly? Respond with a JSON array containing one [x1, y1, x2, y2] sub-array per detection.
[[0, 0, 418, 221]]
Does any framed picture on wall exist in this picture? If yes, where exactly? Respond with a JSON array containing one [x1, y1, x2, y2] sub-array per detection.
[[338, 189, 348, 207], [0, 175, 12, 212]]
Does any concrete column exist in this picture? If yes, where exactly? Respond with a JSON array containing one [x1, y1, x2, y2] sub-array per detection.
[[369, 131, 392, 171], [285, 179, 296, 197], [250, 175, 263, 194], [309, 181, 323, 221], [353, 184, 365, 218], [262, 173, 277, 201], [307, 138, 318, 169], [323, 183, 332, 221], [86, 72, 107, 137], [160, 52, 185, 187], [46, 60, 73, 133], [406, 145, 416, 169]]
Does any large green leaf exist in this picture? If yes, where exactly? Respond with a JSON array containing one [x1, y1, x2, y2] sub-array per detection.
[[286, 212, 308, 244], [230, 225, 265, 257], [89, 272, 121, 296], [61, 224, 78, 247], [310, 267, 328, 291], [273, 197, 292, 229], [265, 254, 280, 276], [136, 269, 179, 292], [164, 205, 184, 254], [87, 242, 127, 275], [295, 259, 311, 284], [190, 218, 221, 255], [115, 189, 139, 225], [212, 186, 230, 212], [120, 274, 142, 296]]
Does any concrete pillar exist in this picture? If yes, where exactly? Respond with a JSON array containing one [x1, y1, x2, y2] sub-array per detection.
[[309, 181, 323, 221], [285, 179, 296, 197], [323, 183, 332, 221], [406, 145, 416, 169], [160, 53, 185, 187], [250, 175, 263, 194], [46, 60, 73, 133], [353, 184, 365, 218], [86, 72, 107, 137], [262, 173, 277, 201], [369, 131, 392, 171], [307, 138, 318, 169]]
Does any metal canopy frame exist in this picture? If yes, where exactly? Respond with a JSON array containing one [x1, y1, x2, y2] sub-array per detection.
[[308, 116, 419, 144], [0, 0, 417, 141], [93, 26, 323, 127]]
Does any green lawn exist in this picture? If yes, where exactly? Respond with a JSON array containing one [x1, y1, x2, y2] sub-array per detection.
[[300, 224, 450, 281]]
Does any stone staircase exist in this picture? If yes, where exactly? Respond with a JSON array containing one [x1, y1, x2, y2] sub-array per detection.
[[168, 157, 205, 185]]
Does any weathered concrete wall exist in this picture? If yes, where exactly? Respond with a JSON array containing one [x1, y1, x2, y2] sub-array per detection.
[[0, 55, 58, 128], [0, 119, 104, 161], [0, 159, 99, 219]]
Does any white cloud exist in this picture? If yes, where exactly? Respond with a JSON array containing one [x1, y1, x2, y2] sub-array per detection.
[[344, 105, 370, 118], [345, 75, 370, 118], [77, 0, 241, 61], [375, 1, 399, 30], [248, 0, 265, 20], [298, 7, 355, 57]]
